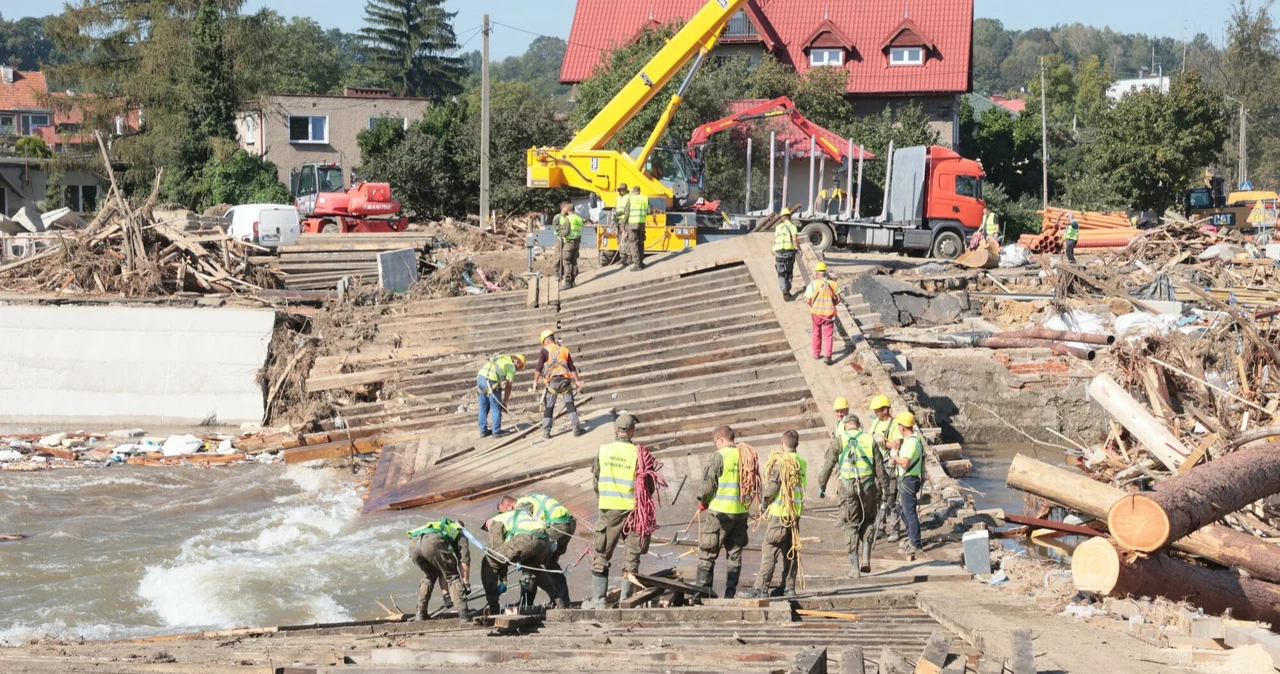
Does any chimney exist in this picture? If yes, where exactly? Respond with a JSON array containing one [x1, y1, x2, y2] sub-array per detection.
[[1, 66, 13, 85]]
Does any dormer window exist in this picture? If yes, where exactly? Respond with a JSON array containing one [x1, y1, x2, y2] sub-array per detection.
[[890, 47, 924, 66], [810, 48, 845, 67]]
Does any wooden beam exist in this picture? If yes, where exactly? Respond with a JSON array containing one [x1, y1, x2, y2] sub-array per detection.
[[619, 587, 663, 608], [914, 629, 950, 674], [1087, 374, 1189, 470], [492, 614, 543, 630], [628, 571, 716, 598], [281, 437, 380, 464], [1003, 513, 1102, 538], [795, 609, 862, 621]]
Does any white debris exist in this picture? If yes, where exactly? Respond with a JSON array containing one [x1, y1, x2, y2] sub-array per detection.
[[38, 433, 68, 448], [160, 434, 203, 456]]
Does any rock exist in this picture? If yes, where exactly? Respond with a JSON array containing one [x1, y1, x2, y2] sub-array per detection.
[[203, 203, 233, 218], [0, 449, 24, 462], [239, 422, 262, 434], [1107, 298, 1133, 315], [60, 437, 85, 449], [38, 433, 67, 448], [109, 428, 146, 439], [922, 291, 970, 325]]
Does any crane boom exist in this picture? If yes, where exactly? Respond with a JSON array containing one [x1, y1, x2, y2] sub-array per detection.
[[527, 0, 747, 212]]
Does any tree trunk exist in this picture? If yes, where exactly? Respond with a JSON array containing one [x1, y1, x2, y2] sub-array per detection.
[[1007, 454, 1280, 583], [1108, 443, 1280, 552], [1087, 374, 1189, 470], [1073, 537, 1280, 625]]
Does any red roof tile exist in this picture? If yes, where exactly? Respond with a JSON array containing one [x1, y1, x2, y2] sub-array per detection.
[[990, 96, 1025, 114], [0, 69, 49, 111], [561, 0, 973, 95]]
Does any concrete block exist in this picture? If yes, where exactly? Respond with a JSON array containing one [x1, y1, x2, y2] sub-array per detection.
[[377, 248, 419, 292], [962, 529, 991, 575]]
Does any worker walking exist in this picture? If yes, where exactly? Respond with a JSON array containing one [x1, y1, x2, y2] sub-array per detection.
[[406, 517, 472, 624], [627, 185, 649, 271], [499, 492, 577, 605], [805, 262, 841, 365], [614, 184, 631, 266], [554, 202, 584, 289], [890, 412, 927, 555], [585, 413, 655, 608], [477, 354, 526, 438], [868, 395, 902, 540], [817, 412, 885, 577], [696, 425, 756, 599], [773, 209, 800, 300], [741, 430, 807, 598], [533, 329, 583, 439], [481, 507, 564, 613], [1063, 211, 1080, 263]]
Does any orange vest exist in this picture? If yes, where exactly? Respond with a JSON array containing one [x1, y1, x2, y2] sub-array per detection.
[[545, 344, 573, 381], [810, 279, 838, 317]]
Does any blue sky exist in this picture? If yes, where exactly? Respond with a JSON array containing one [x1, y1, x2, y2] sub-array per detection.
[[4, 0, 1237, 61]]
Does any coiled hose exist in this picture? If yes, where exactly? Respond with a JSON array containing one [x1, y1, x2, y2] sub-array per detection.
[[624, 445, 667, 538]]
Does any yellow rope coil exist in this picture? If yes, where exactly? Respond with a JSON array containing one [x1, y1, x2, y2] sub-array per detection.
[[762, 448, 805, 589]]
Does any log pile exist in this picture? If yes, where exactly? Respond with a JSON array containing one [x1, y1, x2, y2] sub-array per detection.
[[250, 233, 436, 291]]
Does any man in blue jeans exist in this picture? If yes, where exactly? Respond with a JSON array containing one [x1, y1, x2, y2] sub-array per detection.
[[477, 354, 526, 437], [890, 412, 926, 556]]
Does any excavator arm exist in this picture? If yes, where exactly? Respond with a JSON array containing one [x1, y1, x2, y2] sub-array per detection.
[[526, 0, 748, 211]]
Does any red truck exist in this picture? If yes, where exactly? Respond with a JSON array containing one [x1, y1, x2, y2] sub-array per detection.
[[289, 162, 408, 234]]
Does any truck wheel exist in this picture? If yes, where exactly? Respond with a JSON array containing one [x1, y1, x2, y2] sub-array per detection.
[[320, 220, 339, 234], [930, 231, 964, 260], [799, 222, 834, 253]]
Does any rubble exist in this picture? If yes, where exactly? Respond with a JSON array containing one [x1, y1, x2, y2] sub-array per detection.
[[0, 427, 284, 470], [851, 271, 973, 327]]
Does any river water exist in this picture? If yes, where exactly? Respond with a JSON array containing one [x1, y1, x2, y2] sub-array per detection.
[[0, 464, 426, 645]]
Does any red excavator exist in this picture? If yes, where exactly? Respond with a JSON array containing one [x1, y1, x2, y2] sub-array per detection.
[[289, 162, 408, 233]]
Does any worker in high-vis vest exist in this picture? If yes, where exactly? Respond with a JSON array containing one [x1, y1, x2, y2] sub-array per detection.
[[772, 209, 800, 300], [481, 508, 562, 613], [554, 201, 584, 289], [499, 492, 577, 605], [533, 329, 583, 440], [695, 425, 757, 598], [741, 430, 807, 598], [585, 413, 653, 609], [477, 354, 526, 438], [627, 185, 649, 272], [406, 518, 472, 624], [890, 412, 926, 555], [831, 397, 852, 450], [805, 262, 842, 365], [867, 395, 902, 540], [817, 412, 886, 577], [614, 183, 631, 266], [1063, 210, 1080, 263], [983, 209, 1000, 241]]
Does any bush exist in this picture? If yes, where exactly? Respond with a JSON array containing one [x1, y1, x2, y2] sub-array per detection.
[[193, 144, 290, 210], [16, 135, 51, 158]]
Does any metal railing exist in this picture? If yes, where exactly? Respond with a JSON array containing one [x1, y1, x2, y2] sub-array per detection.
[[723, 10, 759, 39]]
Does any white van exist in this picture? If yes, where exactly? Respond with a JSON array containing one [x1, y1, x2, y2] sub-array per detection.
[[226, 204, 301, 249]]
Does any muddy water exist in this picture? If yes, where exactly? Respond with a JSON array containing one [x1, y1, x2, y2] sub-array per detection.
[[960, 444, 1083, 562], [0, 465, 428, 644]]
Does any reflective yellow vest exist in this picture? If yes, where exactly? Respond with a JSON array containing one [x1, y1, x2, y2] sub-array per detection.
[[773, 220, 798, 252], [870, 417, 899, 445], [834, 418, 851, 449], [709, 446, 750, 515], [807, 278, 839, 317], [627, 195, 650, 227], [407, 518, 462, 541], [597, 441, 639, 511], [489, 509, 548, 540], [839, 430, 876, 484], [1064, 219, 1080, 242], [479, 355, 517, 384], [767, 452, 807, 518], [614, 194, 630, 226], [898, 435, 924, 478], [516, 493, 573, 525], [983, 212, 999, 236], [555, 213, 584, 241]]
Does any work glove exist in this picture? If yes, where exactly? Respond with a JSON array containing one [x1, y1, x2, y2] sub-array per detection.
[[818, 489, 826, 499], [697, 503, 708, 512], [463, 585, 472, 596]]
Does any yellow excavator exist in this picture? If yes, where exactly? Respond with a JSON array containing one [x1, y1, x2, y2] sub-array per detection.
[[525, 0, 747, 255]]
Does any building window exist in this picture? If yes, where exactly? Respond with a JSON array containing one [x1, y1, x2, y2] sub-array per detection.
[[0, 114, 13, 136], [724, 10, 759, 39], [368, 116, 407, 130], [890, 47, 924, 66], [955, 175, 982, 200], [288, 115, 328, 143], [20, 113, 50, 136], [243, 115, 257, 145], [809, 49, 844, 67], [63, 185, 99, 213]]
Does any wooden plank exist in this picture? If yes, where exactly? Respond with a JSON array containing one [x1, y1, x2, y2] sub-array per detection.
[[1177, 433, 1217, 474], [976, 658, 1005, 674], [880, 647, 913, 674], [793, 646, 828, 674], [619, 587, 663, 608], [1010, 629, 1035, 674], [282, 437, 379, 464], [914, 629, 950, 674], [629, 571, 716, 598], [796, 609, 862, 621], [1003, 513, 1102, 538], [492, 614, 543, 630], [841, 646, 865, 674], [1088, 373, 1189, 470]]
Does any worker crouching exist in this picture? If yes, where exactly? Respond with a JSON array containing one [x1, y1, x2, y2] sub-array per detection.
[[477, 353, 526, 438], [741, 430, 807, 598], [696, 425, 758, 599], [817, 406, 885, 577], [406, 518, 472, 624], [499, 492, 577, 606], [481, 508, 565, 614], [584, 413, 656, 609]]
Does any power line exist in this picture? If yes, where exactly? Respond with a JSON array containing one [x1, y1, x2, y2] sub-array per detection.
[[491, 21, 604, 53]]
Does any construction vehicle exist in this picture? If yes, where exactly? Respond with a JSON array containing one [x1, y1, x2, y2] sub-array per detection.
[[1183, 174, 1279, 230], [793, 144, 986, 260], [526, 0, 751, 256], [289, 162, 408, 234]]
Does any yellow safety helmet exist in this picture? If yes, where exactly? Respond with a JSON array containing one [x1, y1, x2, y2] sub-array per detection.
[[832, 397, 849, 411], [540, 329, 555, 343], [815, 262, 827, 273], [894, 412, 916, 428], [513, 354, 527, 367], [780, 208, 792, 216], [868, 395, 892, 411]]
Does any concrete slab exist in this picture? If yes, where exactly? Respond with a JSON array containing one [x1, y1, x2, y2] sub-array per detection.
[[0, 305, 274, 427]]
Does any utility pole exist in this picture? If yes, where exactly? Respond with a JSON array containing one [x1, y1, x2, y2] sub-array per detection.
[[1040, 57, 1049, 211], [480, 14, 491, 232], [1240, 103, 1249, 188]]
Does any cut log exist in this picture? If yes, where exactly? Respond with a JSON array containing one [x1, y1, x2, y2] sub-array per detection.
[[1108, 443, 1280, 552], [1072, 537, 1280, 625], [1087, 374, 1188, 470], [1007, 454, 1280, 584]]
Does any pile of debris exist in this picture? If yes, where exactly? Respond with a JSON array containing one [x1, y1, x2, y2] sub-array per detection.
[[1, 428, 280, 470]]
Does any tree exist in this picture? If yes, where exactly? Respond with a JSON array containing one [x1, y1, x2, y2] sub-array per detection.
[[972, 18, 1013, 94], [0, 14, 59, 70], [359, 99, 471, 218], [1221, 0, 1280, 190], [239, 12, 347, 95], [357, 117, 407, 167], [1074, 55, 1112, 127], [461, 80, 569, 216], [193, 142, 290, 209], [1026, 54, 1076, 127], [15, 135, 50, 158], [359, 0, 464, 99], [1091, 71, 1227, 212]]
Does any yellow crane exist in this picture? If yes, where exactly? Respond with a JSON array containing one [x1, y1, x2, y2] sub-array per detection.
[[525, 0, 747, 253]]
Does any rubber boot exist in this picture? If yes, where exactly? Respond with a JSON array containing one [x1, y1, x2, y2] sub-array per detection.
[[724, 568, 740, 600], [737, 586, 763, 599], [620, 578, 635, 600], [695, 566, 714, 596], [555, 574, 572, 606], [581, 573, 609, 610], [859, 538, 873, 574], [848, 551, 862, 579]]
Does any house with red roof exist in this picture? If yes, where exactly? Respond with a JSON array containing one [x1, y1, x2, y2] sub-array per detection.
[[561, 0, 974, 147]]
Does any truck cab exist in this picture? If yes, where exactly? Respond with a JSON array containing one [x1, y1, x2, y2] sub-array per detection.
[[289, 163, 346, 218]]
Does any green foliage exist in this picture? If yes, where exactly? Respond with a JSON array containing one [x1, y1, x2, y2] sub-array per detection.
[[0, 14, 59, 71], [962, 105, 1041, 201], [358, 118, 407, 167], [461, 80, 570, 216], [1091, 71, 1228, 212], [192, 143, 290, 209], [1073, 56, 1112, 128], [15, 135, 51, 158], [359, 0, 464, 99], [1026, 54, 1076, 126], [237, 12, 348, 95], [464, 36, 571, 106], [982, 182, 1043, 239], [1221, 0, 1280, 190]]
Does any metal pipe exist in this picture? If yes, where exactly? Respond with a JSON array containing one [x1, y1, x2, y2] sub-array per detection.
[[782, 140, 790, 211], [745, 137, 752, 212], [854, 144, 864, 219], [976, 337, 1096, 361], [879, 141, 894, 221], [767, 131, 776, 213], [844, 138, 855, 219], [818, 156, 826, 213], [996, 328, 1116, 346], [807, 135, 816, 215]]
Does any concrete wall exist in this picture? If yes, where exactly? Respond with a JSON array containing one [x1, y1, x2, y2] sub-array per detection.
[[239, 94, 432, 186], [0, 305, 275, 428], [0, 164, 106, 216]]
